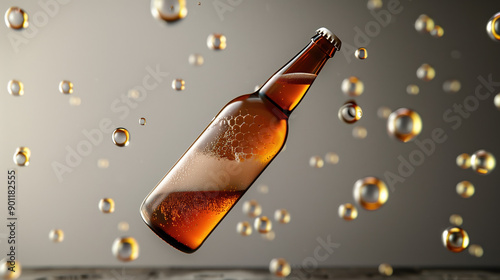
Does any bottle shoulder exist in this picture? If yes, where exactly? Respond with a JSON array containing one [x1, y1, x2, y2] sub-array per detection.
[[223, 92, 289, 121]]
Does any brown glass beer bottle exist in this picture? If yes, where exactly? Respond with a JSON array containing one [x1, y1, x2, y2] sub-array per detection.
[[140, 27, 341, 253]]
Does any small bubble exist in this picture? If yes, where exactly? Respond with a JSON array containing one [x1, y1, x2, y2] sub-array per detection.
[[242, 200, 262, 217], [4, 7, 28, 30], [274, 209, 290, 224], [269, 258, 291, 277], [128, 89, 140, 99], [49, 229, 64, 243], [486, 12, 500, 41], [471, 150, 496, 175], [378, 263, 393, 276], [236, 221, 252, 236], [97, 158, 109, 169], [352, 126, 367, 139], [353, 177, 388, 211], [112, 128, 130, 147], [406, 84, 419, 95], [99, 198, 115, 214], [494, 93, 500, 109], [377, 107, 391, 119], [341, 76, 364, 96], [430, 25, 444, 38], [69, 96, 81, 106], [325, 152, 339, 164], [338, 203, 358, 221], [367, 0, 382, 10], [449, 214, 463, 226], [442, 226, 469, 253], [416, 63, 435, 81], [456, 181, 474, 198], [151, 0, 187, 22], [443, 79, 461, 93], [188, 54, 204, 66], [254, 216, 272, 234], [258, 185, 269, 194], [456, 153, 471, 169], [415, 14, 435, 33], [207, 33, 227, 50], [118, 222, 130, 232], [7, 80, 24, 96], [198, 2, 201, 5], [172, 79, 185, 91], [468, 244, 484, 258], [59, 80, 73, 94], [0, 259, 21, 279], [338, 101, 363, 124], [112, 237, 139, 262], [387, 108, 422, 142], [13, 147, 30, 167], [309, 156, 324, 168], [139, 117, 146, 126], [355, 47, 368, 60], [262, 230, 276, 241]]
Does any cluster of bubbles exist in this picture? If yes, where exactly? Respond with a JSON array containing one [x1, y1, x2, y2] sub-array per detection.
[[387, 108, 422, 142], [238, 199, 290, 242], [112, 128, 130, 147], [99, 198, 115, 214], [49, 229, 64, 243], [112, 237, 139, 262], [415, 14, 444, 38], [457, 150, 496, 175], [309, 156, 324, 168], [13, 147, 30, 166], [269, 258, 291, 277], [338, 101, 363, 124]]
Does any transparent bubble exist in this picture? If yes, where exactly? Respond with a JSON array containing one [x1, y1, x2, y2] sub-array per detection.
[[49, 229, 64, 243], [353, 177, 388, 210], [97, 158, 109, 169], [59, 80, 73, 94], [387, 108, 422, 142], [274, 209, 290, 224], [128, 89, 140, 99], [338, 101, 362, 124], [416, 63, 435, 81], [13, 147, 30, 167], [341, 76, 364, 96], [378, 263, 393, 276], [377, 107, 391, 119], [261, 230, 276, 241], [0, 259, 21, 280], [139, 117, 146, 126], [495, 93, 500, 109], [112, 237, 139, 262], [7, 80, 24, 96], [207, 33, 227, 50], [486, 12, 500, 41], [325, 152, 339, 164], [242, 200, 262, 217], [172, 79, 185, 91], [254, 216, 272, 234], [456, 181, 474, 198], [188, 54, 204, 66], [118, 222, 130, 232], [236, 221, 252, 236], [338, 203, 358, 221], [355, 47, 368, 60], [269, 258, 291, 277], [4, 7, 28, 30], [406, 84, 419, 95], [99, 198, 115, 214], [471, 150, 496, 175], [430, 25, 444, 38], [69, 96, 81, 106], [309, 156, 324, 168], [352, 126, 367, 139], [367, 0, 382, 10], [449, 214, 463, 226], [415, 14, 435, 33], [443, 80, 461, 93], [258, 185, 269, 194], [456, 153, 471, 169], [468, 244, 484, 258], [442, 227, 469, 253], [112, 128, 130, 147], [151, 0, 187, 22]]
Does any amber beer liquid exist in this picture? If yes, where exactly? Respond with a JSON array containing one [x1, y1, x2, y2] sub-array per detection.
[[140, 27, 341, 253]]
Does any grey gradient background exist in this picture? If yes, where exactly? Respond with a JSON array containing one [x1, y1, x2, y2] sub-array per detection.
[[1, 0, 500, 268]]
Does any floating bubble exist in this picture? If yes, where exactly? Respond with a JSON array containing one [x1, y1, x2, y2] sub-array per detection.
[[151, 0, 187, 22], [262, 230, 276, 241], [456, 181, 474, 198], [338, 203, 358, 221], [367, 0, 382, 10], [341, 76, 364, 96], [468, 244, 484, 258], [207, 33, 227, 50], [442, 227, 469, 253], [7, 80, 24, 96], [456, 153, 471, 169], [443, 80, 461, 93], [172, 79, 185, 91], [378, 263, 393, 276], [430, 25, 444, 38], [97, 158, 109, 169], [188, 54, 204, 66], [99, 198, 115, 214], [495, 93, 500, 109], [0, 259, 21, 280], [258, 185, 269, 194], [118, 222, 130, 232], [236, 221, 252, 236], [325, 152, 339, 164], [4, 7, 28, 30], [355, 47, 368, 59], [254, 216, 272, 234], [416, 63, 435, 81], [377, 107, 391, 119], [338, 101, 362, 124], [242, 200, 262, 217], [112, 128, 130, 147], [406, 84, 419, 95], [387, 108, 422, 142], [13, 147, 30, 167], [112, 237, 139, 262], [309, 156, 324, 168], [352, 126, 367, 139], [128, 89, 140, 99], [274, 209, 290, 224], [449, 214, 463, 226], [59, 80, 73, 94], [139, 117, 146, 126], [415, 14, 434, 33], [49, 229, 64, 243], [269, 258, 291, 277], [486, 12, 500, 41], [471, 150, 496, 175], [69, 96, 81, 106], [353, 177, 388, 211]]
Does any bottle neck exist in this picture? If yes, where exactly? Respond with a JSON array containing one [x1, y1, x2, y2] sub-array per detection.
[[258, 35, 337, 115]]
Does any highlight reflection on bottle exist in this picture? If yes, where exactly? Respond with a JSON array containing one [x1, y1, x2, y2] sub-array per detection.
[[140, 27, 341, 253]]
